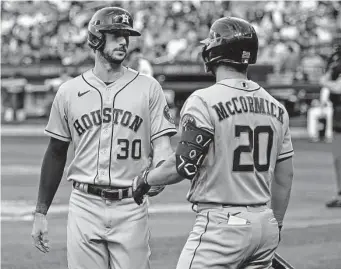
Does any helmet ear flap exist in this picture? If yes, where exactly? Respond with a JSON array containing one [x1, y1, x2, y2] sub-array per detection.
[[201, 45, 209, 63], [201, 46, 220, 73], [88, 31, 105, 51], [88, 22, 106, 51]]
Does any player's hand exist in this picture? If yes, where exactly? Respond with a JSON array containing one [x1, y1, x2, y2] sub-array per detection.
[[31, 212, 50, 253], [132, 167, 151, 205]]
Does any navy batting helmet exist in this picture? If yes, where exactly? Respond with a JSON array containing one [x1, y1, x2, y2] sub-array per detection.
[[87, 7, 141, 51], [201, 17, 258, 72]]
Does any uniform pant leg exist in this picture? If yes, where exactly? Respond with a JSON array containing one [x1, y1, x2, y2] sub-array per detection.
[[307, 107, 321, 139], [324, 106, 334, 139], [332, 132, 341, 191], [176, 209, 253, 269], [67, 189, 109, 269], [243, 208, 280, 269], [106, 198, 151, 269]]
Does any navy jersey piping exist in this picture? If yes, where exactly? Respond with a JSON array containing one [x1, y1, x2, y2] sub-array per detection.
[[108, 72, 140, 186], [82, 73, 103, 185], [189, 211, 210, 269], [151, 127, 177, 141], [216, 82, 261, 92], [278, 149, 294, 157], [64, 115, 73, 142], [44, 129, 71, 140], [277, 155, 293, 163]]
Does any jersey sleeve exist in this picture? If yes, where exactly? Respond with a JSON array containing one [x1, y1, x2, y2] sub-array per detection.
[[149, 80, 177, 141], [277, 108, 294, 162], [44, 85, 72, 142], [179, 94, 214, 134]]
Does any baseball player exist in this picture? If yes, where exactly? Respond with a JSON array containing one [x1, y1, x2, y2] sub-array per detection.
[[31, 7, 176, 269], [321, 60, 341, 207], [133, 17, 294, 269], [307, 87, 333, 142]]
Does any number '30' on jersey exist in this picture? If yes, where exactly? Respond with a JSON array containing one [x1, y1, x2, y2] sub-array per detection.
[[45, 68, 177, 187], [179, 78, 294, 205]]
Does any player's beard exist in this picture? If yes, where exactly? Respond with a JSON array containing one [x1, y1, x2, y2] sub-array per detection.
[[100, 48, 127, 66]]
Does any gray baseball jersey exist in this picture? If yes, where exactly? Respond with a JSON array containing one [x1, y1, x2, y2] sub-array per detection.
[[45, 68, 177, 187], [180, 78, 294, 205]]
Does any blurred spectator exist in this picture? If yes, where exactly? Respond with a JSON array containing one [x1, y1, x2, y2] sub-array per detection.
[[280, 44, 301, 73], [1, 78, 27, 123], [126, 47, 154, 77], [0, 0, 340, 85], [307, 87, 333, 142], [44, 68, 73, 92], [300, 47, 325, 83]]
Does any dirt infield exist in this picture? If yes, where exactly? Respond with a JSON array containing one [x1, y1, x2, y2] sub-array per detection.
[[2, 136, 341, 269]]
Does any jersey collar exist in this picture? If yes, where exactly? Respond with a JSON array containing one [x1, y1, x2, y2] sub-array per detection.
[[217, 79, 260, 91], [82, 67, 139, 90]]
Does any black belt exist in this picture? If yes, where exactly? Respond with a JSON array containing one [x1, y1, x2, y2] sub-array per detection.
[[73, 181, 133, 200]]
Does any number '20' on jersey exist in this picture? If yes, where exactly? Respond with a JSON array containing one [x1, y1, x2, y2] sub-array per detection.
[[180, 78, 294, 205], [45, 68, 177, 187]]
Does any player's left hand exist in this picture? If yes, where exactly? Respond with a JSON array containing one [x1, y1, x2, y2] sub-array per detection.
[[132, 167, 151, 205], [31, 212, 50, 253]]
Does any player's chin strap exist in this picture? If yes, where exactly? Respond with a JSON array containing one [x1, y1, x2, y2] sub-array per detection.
[[175, 122, 214, 180]]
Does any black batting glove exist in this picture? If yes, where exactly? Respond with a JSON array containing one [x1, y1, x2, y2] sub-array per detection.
[[132, 168, 151, 205]]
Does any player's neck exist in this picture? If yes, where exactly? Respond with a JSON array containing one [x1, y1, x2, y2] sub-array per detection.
[[93, 57, 125, 83], [215, 66, 247, 82]]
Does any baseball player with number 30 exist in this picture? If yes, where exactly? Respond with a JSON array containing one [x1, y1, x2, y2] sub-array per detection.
[[133, 17, 295, 269], [31, 7, 176, 269]]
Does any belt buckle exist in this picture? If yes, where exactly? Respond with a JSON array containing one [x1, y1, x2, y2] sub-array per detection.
[[100, 189, 108, 199], [101, 188, 122, 200]]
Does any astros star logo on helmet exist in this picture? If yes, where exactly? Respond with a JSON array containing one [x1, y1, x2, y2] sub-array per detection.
[[120, 14, 129, 24]]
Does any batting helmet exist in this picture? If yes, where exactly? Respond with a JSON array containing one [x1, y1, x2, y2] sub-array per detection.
[[201, 17, 258, 72], [87, 7, 141, 51]]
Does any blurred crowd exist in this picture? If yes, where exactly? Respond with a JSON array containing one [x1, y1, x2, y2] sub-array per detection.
[[1, 1, 341, 82]]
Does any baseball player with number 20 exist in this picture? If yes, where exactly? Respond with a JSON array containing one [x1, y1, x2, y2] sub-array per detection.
[[133, 17, 295, 269], [31, 7, 176, 269]]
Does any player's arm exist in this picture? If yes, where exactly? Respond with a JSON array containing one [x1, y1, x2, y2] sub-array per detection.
[[32, 84, 71, 252], [132, 94, 214, 204], [145, 135, 175, 197], [151, 135, 173, 168], [134, 123, 213, 203], [271, 157, 294, 228], [35, 137, 69, 215], [147, 153, 182, 185], [147, 121, 214, 186], [148, 95, 214, 186], [271, 106, 294, 229], [147, 133, 189, 186]]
